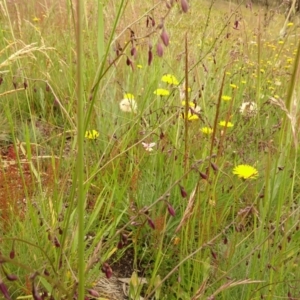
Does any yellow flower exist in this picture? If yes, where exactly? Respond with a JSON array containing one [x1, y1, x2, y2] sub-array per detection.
[[241, 80, 247, 84], [278, 41, 284, 44], [180, 112, 199, 121], [219, 121, 234, 127], [181, 101, 201, 113], [287, 22, 293, 27], [226, 72, 231, 75], [221, 95, 232, 101], [200, 127, 213, 134], [260, 69, 265, 73], [85, 130, 99, 140], [233, 164, 258, 179], [154, 88, 170, 96], [161, 74, 179, 85], [123, 93, 134, 100], [32, 16, 40, 22], [230, 84, 238, 89], [137, 64, 143, 69]]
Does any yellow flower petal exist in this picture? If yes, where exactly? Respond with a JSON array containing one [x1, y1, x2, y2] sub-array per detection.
[[233, 164, 258, 179]]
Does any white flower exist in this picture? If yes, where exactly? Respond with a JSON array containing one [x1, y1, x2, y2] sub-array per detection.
[[141, 142, 156, 152], [239, 101, 257, 117], [119, 98, 137, 113]]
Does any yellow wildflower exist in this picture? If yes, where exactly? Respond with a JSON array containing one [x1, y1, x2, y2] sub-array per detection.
[[233, 164, 258, 179], [85, 130, 99, 140]]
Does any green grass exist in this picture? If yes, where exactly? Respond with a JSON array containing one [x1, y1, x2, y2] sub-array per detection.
[[0, 0, 300, 299]]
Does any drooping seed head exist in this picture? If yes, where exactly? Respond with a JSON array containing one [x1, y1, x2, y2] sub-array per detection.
[[161, 30, 170, 47], [181, 0, 189, 13], [156, 43, 164, 57]]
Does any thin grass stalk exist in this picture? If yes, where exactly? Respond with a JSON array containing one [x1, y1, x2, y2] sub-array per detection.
[[86, 0, 125, 129], [97, 0, 105, 62], [76, 0, 85, 298], [184, 33, 189, 172], [256, 12, 262, 104], [282, 39, 300, 136]]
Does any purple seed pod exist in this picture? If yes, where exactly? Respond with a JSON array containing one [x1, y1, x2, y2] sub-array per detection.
[[167, 203, 176, 217], [9, 250, 15, 260], [151, 17, 155, 27], [199, 172, 208, 180], [0, 281, 12, 300], [131, 47, 137, 58], [102, 263, 113, 279], [179, 185, 187, 198], [181, 0, 189, 13], [223, 236, 228, 244], [211, 162, 219, 171], [156, 43, 164, 57], [32, 281, 42, 300], [24, 81, 28, 89], [6, 274, 18, 281], [45, 84, 50, 92], [88, 289, 100, 297], [147, 218, 155, 230], [146, 16, 150, 28], [148, 50, 153, 66], [211, 250, 217, 260], [160, 29, 169, 47], [126, 57, 132, 66], [117, 240, 123, 249], [233, 20, 239, 30], [53, 237, 60, 248], [0, 77, 3, 85]]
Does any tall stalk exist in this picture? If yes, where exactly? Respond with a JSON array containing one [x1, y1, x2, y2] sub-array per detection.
[[75, 0, 85, 298]]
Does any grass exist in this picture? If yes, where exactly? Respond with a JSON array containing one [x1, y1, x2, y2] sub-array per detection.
[[0, 0, 300, 299]]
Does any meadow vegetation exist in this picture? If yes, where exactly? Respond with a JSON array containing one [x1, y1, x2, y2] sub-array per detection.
[[0, 0, 300, 299]]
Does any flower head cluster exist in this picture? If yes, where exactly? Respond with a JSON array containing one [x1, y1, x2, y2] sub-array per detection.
[[154, 88, 170, 96], [233, 164, 258, 179], [85, 130, 99, 140], [219, 120, 234, 127], [180, 101, 201, 120], [222, 95, 232, 101], [161, 74, 179, 85], [119, 93, 138, 113], [201, 127, 213, 134]]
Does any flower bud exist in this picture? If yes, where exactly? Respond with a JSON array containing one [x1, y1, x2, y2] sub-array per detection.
[[211, 162, 219, 171], [0, 281, 11, 300], [199, 172, 208, 180], [117, 240, 123, 249], [167, 203, 176, 217], [161, 30, 169, 47], [156, 43, 164, 57], [6, 274, 18, 281], [147, 218, 155, 230], [181, 0, 189, 13], [102, 263, 113, 279], [148, 50, 153, 66], [131, 47, 137, 58], [88, 289, 100, 297], [179, 185, 187, 198]]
